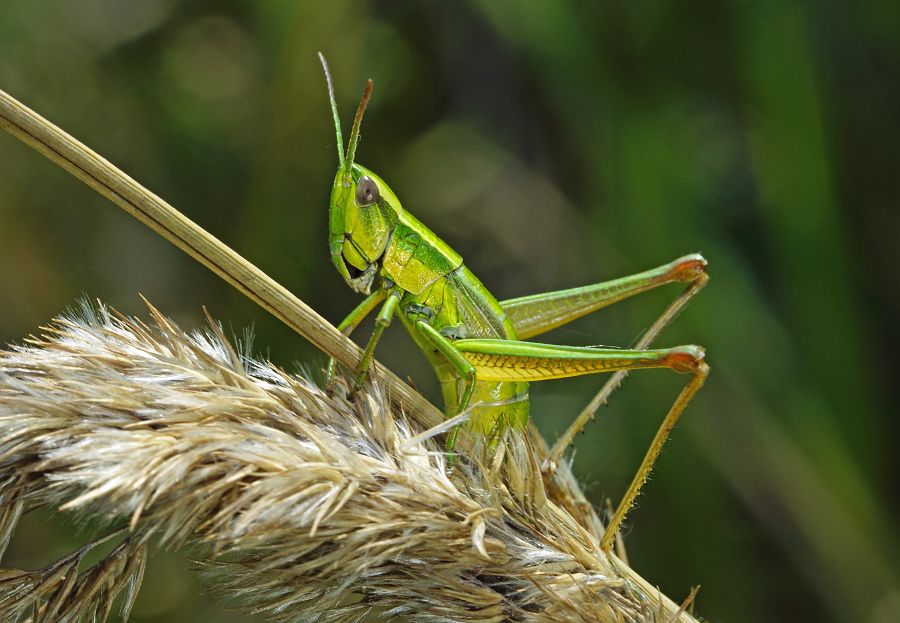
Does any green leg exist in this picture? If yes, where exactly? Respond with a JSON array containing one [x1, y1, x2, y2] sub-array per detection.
[[544, 274, 708, 469], [601, 360, 708, 551], [353, 289, 401, 388], [326, 289, 386, 384], [451, 337, 708, 551], [503, 254, 710, 545], [501, 253, 706, 339], [413, 321, 477, 451]]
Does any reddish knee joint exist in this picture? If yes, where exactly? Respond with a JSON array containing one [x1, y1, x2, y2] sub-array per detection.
[[667, 253, 708, 283], [664, 345, 705, 373]]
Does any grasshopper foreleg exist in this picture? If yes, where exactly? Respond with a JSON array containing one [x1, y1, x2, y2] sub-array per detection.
[[326, 289, 386, 388], [351, 288, 401, 390]]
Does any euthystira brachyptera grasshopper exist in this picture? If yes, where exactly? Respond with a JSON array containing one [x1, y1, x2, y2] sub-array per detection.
[[318, 54, 709, 550]]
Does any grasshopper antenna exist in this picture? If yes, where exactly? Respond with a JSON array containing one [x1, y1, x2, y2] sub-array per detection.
[[345, 78, 373, 169], [317, 52, 345, 170]]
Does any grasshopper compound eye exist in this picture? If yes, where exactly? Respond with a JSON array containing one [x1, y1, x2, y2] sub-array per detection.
[[356, 175, 380, 207]]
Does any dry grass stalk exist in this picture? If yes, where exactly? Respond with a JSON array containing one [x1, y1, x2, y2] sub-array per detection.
[[0, 86, 437, 436], [0, 302, 700, 622]]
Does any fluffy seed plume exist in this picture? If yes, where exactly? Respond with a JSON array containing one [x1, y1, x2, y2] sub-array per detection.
[[0, 301, 699, 622]]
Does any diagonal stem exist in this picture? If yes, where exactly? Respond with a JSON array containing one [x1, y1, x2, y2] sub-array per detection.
[[0, 87, 445, 435]]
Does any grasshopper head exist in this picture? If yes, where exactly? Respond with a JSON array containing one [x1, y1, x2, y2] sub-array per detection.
[[319, 54, 399, 295], [328, 164, 400, 295]]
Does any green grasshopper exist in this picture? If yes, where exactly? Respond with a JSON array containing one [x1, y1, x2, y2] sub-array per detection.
[[318, 54, 709, 550]]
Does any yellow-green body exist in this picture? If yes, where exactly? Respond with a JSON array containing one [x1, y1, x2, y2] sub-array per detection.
[[398, 267, 530, 434], [319, 53, 708, 549], [332, 165, 529, 434], [327, 161, 708, 440]]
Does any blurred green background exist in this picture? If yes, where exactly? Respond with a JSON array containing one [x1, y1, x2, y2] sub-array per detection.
[[1, 1, 898, 621]]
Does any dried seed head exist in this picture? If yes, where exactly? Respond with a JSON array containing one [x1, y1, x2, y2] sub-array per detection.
[[0, 300, 698, 622]]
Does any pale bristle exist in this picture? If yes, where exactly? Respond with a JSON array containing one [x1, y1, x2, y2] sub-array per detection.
[[0, 300, 696, 622]]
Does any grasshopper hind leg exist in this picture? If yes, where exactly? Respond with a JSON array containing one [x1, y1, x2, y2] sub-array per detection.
[[510, 267, 709, 551], [450, 314, 708, 551], [600, 359, 709, 551]]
